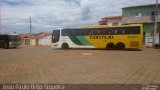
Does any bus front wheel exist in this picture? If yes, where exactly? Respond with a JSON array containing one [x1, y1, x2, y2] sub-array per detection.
[[116, 43, 125, 50], [106, 43, 115, 50], [61, 43, 69, 49]]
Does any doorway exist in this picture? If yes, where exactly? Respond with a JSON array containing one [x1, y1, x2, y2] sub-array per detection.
[[24, 38, 30, 45]]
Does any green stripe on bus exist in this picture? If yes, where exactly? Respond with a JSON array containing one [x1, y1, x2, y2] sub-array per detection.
[[69, 36, 83, 45], [76, 36, 91, 45], [69, 36, 91, 45]]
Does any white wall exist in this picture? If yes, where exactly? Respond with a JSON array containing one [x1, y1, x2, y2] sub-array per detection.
[[22, 38, 37, 46], [145, 37, 153, 47], [107, 19, 122, 26], [39, 35, 52, 46], [30, 39, 37, 46], [145, 33, 160, 47]]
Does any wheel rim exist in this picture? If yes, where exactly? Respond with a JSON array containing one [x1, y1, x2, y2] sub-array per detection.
[[62, 43, 69, 49]]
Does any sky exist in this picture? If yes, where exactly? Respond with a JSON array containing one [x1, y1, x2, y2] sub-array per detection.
[[0, 0, 158, 33]]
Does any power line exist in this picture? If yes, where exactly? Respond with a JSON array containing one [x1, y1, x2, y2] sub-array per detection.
[[0, 5, 1, 32]]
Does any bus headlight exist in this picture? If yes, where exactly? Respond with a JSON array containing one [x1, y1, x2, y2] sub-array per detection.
[[53, 44, 58, 47]]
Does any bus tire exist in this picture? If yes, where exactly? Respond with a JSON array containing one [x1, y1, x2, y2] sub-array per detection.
[[116, 42, 125, 50], [61, 43, 69, 49], [106, 43, 115, 50]]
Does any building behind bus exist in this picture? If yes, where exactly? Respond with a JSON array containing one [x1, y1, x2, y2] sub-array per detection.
[[99, 4, 160, 47]]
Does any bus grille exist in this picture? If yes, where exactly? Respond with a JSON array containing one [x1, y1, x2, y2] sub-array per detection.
[[130, 41, 139, 47]]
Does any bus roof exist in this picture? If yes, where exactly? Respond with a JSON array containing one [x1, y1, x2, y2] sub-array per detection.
[[80, 24, 143, 28], [0, 34, 19, 35]]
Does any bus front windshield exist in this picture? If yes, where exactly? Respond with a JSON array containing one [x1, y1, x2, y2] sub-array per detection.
[[9, 35, 21, 42], [52, 30, 60, 43]]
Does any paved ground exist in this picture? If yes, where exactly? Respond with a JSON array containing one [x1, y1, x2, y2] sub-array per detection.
[[0, 46, 160, 84]]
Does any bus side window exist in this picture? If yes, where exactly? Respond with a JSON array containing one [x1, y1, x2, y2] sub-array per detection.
[[85, 29, 89, 35], [131, 27, 140, 34], [101, 29, 105, 35], [76, 29, 80, 36], [89, 30, 94, 35], [104, 28, 109, 34], [129, 28, 133, 34], [125, 28, 131, 34], [97, 29, 101, 35], [108, 29, 113, 34], [68, 30, 72, 36], [93, 29, 100, 35], [122, 30, 125, 34], [115, 29, 118, 34], [65, 32, 69, 36], [79, 29, 83, 36], [81, 30, 84, 35], [62, 30, 68, 36], [105, 28, 109, 34], [71, 30, 75, 36], [116, 28, 121, 34], [93, 30, 96, 35]]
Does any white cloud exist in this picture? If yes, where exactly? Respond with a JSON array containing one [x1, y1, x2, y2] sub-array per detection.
[[0, 0, 157, 33]]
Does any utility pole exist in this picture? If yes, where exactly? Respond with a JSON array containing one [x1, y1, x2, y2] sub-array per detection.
[[153, 0, 158, 45], [0, 5, 1, 33], [29, 17, 32, 34]]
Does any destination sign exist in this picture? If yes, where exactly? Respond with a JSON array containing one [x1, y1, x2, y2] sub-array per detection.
[[90, 36, 114, 39]]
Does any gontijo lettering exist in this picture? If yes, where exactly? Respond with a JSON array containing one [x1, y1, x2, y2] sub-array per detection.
[[90, 36, 114, 39]]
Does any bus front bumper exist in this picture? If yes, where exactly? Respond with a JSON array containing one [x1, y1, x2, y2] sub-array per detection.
[[51, 43, 59, 48], [9, 42, 21, 48]]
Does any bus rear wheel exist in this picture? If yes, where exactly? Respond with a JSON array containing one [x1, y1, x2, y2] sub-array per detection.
[[106, 43, 115, 50], [116, 43, 125, 50], [61, 43, 69, 49]]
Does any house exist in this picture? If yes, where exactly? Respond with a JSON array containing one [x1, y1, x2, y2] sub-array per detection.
[[19, 32, 52, 46], [19, 33, 38, 46], [36, 32, 52, 46], [122, 4, 160, 47], [99, 16, 122, 26]]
